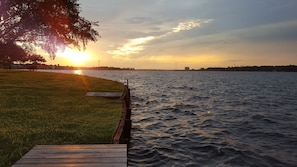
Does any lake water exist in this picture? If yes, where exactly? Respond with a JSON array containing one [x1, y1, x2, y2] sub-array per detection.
[[42, 70, 297, 166]]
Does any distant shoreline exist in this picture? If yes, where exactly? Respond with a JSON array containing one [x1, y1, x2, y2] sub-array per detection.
[[197, 65, 297, 72], [8, 64, 297, 72]]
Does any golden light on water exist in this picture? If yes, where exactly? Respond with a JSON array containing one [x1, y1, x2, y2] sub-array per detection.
[[74, 70, 82, 75]]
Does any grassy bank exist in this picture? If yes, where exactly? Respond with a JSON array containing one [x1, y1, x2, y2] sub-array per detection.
[[0, 70, 124, 167]]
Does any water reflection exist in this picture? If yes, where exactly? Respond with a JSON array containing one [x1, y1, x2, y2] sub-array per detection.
[[74, 70, 82, 75]]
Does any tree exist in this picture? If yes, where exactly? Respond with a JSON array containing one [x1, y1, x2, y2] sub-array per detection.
[[25, 54, 47, 71], [0, 42, 27, 69], [26, 54, 46, 64], [0, 0, 99, 59]]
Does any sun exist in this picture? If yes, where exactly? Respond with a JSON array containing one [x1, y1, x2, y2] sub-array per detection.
[[58, 48, 90, 65]]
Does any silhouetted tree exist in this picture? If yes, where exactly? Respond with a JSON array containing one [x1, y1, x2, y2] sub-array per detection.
[[0, 42, 27, 69], [26, 54, 46, 64], [0, 0, 99, 59], [26, 54, 47, 70]]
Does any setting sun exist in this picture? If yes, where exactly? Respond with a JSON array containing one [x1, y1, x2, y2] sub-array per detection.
[[57, 48, 90, 65]]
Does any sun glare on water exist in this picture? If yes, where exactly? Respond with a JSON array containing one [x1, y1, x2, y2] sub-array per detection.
[[58, 48, 90, 66]]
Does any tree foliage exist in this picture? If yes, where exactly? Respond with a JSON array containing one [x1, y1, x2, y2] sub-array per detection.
[[25, 54, 46, 64], [0, 42, 46, 69], [0, 42, 27, 69], [0, 0, 99, 59]]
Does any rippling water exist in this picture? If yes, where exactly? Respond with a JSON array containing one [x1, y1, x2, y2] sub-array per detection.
[[43, 70, 297, 166]]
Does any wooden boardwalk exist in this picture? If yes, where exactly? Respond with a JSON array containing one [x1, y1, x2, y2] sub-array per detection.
[[12, 144, 127, 167]]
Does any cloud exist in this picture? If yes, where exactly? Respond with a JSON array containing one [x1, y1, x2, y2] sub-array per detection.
[[125, 17, 153, 24], [172, 19, 212, 33], [107, 36, 155, 57], [107, 19, 213, 58]]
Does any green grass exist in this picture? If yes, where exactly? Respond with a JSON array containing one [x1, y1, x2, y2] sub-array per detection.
[[0, 70, 124, 167]]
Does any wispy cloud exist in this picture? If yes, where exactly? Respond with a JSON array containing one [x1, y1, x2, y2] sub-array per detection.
[[172, 19, 213, 33], [107, 36, 155, 57], [107, 19, 213, 58]]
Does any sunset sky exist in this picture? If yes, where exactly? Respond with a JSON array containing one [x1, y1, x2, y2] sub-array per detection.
[[46, 0, 297, 69]]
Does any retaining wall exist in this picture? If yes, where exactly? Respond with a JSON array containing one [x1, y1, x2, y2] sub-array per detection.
[[111, 85, 131, 144]]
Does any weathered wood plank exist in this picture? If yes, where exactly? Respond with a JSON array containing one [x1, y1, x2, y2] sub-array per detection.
[[86, 92, 122, 98], [34, 144, 126, 149], [23, 152, 126, 159], [16, 157, 127, 164], [25, 148, 126, 154], [13, 144, 127, 167], [13, 164, 126, 167]]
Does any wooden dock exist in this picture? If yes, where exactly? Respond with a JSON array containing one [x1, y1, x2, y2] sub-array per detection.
[[12, 144, 127, 167]]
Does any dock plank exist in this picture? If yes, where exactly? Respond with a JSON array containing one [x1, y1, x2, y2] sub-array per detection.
[[12, 144, 127, 167], [86, 92, 122, 98]]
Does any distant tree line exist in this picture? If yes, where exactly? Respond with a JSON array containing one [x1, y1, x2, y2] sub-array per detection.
[[10, 64, 135, 71], [47, 65, 135, 71], [199, 65, 297, 72]]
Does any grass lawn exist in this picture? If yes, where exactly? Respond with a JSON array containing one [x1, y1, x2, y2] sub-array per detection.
[[0, 70, 124, 167]]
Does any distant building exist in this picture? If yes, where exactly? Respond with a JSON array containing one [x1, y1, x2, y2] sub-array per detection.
[[185, 67, 190, 71]]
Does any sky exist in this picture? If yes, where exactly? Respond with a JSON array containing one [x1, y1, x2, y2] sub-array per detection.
[[46, 0, 297, 69]]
